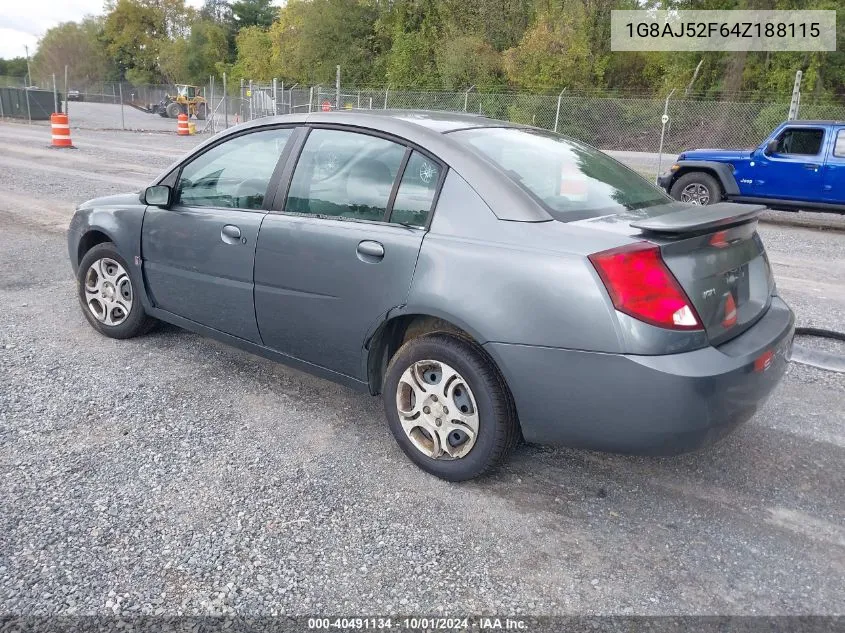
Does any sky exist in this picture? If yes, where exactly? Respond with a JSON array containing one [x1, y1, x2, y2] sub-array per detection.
[[0, 0, 208, 60]]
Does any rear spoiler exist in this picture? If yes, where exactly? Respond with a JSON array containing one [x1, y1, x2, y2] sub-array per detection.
[[631, 202, 766, 236]]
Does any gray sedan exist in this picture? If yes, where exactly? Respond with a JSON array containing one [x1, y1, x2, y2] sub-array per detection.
[[67, 111, 794, 481]]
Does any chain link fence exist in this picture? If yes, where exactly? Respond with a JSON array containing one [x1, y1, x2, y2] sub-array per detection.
[[4, 74, 845, 157]]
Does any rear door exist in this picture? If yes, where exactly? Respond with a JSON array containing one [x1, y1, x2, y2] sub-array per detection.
[[822, 127, 845, 204], [142, 127, 294, 342], [254, 127, 444, 379], [755, 126, 826, 202]]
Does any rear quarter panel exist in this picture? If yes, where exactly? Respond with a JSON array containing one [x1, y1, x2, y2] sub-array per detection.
[[401, 171, 625, 353]]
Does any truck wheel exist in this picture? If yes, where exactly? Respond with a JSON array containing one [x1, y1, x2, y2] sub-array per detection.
[[165, 101, 182, 119], [670, 172, 722, 206], [383, 333, 519, 481], [196, 103, 207, 120]]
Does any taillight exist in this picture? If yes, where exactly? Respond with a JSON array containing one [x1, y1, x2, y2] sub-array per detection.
[[589, 242, 703, 331]]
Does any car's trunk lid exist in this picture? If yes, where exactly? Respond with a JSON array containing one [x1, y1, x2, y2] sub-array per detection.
[[577, 202, 774, 344]]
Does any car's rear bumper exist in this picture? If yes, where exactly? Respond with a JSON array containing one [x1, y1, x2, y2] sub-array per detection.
[[485, 296, 794, 455]]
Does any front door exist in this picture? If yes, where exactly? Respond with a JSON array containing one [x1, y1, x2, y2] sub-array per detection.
[[142, 127, 294, 342], [255, 127, 444, 379], [755, 126, 826, 203]]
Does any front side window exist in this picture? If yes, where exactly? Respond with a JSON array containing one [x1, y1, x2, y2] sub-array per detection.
[[176, 128, 293, 210], [450, 127, 669, 220], [390, 151, 441, 227], [774, 128, 824, 155], [285, 129, 406, 222]]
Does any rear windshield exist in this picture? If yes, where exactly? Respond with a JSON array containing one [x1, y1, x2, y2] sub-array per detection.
[[449, 127, 670, 220]]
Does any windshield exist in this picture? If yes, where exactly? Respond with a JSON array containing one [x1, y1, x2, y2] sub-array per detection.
[[449, 127, 670, 220]]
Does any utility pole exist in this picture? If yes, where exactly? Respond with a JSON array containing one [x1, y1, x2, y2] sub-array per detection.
[[223, 72, 228, 128], [553, 87, 567, 133], [209, 75, 215, 133], [685, 59, 704, 97], [23, 44, 32, 124], [787, 70, 803, 120], [335, 65, 341, 110], [63, 65, 68, 115], [656, 89, 675, 185], [24, 45, 32, 87], [463, 85, 476, 112], [119, 82, 125, 130]]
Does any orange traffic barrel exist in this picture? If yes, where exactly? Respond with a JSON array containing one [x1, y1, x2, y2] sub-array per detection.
[[177, 113, 189, 136], [50, 113, 73, 147]]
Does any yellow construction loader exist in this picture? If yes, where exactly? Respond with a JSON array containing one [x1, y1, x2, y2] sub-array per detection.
[[152, 84, 208, 120]]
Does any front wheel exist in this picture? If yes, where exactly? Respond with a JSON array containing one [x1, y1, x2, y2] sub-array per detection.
[[77, 243, 156, 339], [670, 171, 722, 206], [165, 101, 182, 119], [383, 333, 519, 481]]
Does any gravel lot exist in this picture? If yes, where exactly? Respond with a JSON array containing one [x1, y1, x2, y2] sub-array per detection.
[[0, 121, 843, 618]]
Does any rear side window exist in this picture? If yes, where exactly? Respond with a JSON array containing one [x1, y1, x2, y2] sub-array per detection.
[[449, 127, 669, 220], [774, 128, 824, 155], [390, 151, 440, 227], [834, 130, 845, 157], [285, 129, 406, 222], [176, 128, 293, 210]]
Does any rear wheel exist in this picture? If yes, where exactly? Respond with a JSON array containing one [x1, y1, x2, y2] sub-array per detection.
[[670, 171, 722, 206], [195, 102, 207, 120], [383, 333, 519, 481], [77, 243, 156, 339]]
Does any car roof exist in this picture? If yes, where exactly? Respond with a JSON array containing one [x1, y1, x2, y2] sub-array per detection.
[[230, 109, 520, 135], [780, 120, 845, 126], [356, 109, 518, 132]]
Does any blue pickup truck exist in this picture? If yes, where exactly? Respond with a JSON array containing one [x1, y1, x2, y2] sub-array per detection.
[[658, 120, 845, 212]]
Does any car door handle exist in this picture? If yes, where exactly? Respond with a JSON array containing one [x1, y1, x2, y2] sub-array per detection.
[[356, 240, 384, 261], [221, 224, 241, 243], [804, 164, 820, 170]]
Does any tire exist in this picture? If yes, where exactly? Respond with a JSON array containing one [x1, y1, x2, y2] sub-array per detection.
[[77, 242, 156, 339], [195, 102, 207, 120], [165, 101, 182, 119], [670, 171, 722, 206], [383, 333, 519, 481]]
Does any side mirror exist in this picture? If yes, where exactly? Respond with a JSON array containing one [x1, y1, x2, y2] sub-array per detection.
[[764, 139, 778, 155], [143, 185, 172, 207]]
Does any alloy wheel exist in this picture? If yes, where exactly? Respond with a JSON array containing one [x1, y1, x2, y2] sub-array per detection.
[[680, 183, 711, 205]]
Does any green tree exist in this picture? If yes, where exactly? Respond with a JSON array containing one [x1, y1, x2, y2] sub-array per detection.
[[0, 58, 29, 77], [269, 0, 380, 85], [186, 20, 229, 83], [232, 26, 274, 80], [383, 0, 442, 88], [502, 3, 594, 92], [102, 0, 193, 83], [436, 36, 504, 90], [200, 0, 232, 23], [33, 18, 115, 86], [439, 0, 533, 52], [158, 37, 191, 83], [231, 0, 277, 29]]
